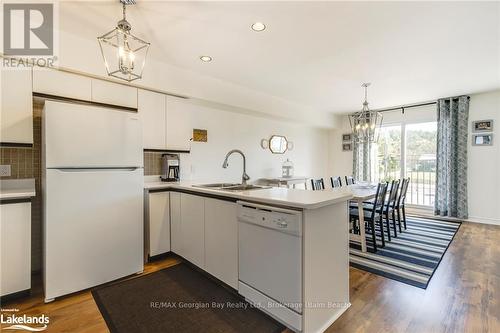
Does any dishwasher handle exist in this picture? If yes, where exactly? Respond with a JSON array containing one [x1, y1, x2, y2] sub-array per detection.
[[236, 201, 303, 216]]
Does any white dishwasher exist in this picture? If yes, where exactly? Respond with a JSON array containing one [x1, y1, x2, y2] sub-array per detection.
[[237, 201, 303, 332]]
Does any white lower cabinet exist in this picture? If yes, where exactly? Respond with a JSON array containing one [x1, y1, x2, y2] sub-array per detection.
[[179, 193, 205, 269], [170, 192, 182, 254], [0, 202, 31, 297], [167, 192, 238, 288], [148, 191, 170, 256], [205, 198, 238, 289]]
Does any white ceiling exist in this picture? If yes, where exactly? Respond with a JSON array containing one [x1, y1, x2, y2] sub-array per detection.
[[61, 1, 499, 115]]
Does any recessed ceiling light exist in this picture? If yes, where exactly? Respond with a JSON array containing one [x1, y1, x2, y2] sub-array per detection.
[[251, 22, 266, 32], [200, 56, 212, 62]]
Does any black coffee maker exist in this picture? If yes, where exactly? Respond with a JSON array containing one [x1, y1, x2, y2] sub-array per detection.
[[160, 154, 180, 182]]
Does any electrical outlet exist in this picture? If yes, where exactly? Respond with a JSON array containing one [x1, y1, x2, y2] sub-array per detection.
[[0, 165, 12, 177]]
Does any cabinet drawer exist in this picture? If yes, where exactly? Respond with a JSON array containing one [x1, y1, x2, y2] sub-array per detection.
[[92, 79, 137, 109], [33, 68, 91, 101]]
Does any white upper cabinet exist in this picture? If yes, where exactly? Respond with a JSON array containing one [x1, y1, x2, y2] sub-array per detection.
[[138, 89, 167, 149], [1, 68, 33, 144], [33, 68, 91, 101], [91, 79, 137, 109], [166, 96, 192, 151]]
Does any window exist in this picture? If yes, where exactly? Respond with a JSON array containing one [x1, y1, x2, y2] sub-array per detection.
[[373, 121, 437, 207]]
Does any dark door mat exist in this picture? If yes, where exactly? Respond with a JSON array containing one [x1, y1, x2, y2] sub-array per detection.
[[92, 263, 286, 333]]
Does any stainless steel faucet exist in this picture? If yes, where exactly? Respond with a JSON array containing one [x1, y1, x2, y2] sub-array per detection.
[[222, 149, 250, 185]]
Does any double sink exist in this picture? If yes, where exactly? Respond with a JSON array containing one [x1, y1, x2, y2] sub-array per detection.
[[194, 183, 270, 192]]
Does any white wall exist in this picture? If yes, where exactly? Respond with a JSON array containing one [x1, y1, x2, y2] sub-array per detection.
[[328, 90, 500, 225], [174, 100, 329, 185], [328, 117, 353, 179], [467, 90, 500, 225]]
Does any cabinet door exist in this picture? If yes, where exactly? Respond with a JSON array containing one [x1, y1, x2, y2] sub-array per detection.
[[166, 96, 192, 150], [205, 198, 238, 289], [148, 191, 170, 256], [170, 192, 182, 254], [180, 193, 205, 268], [1, 68, 33, 144], [0, 202, 31, 296], [138, 89, 166, 149], [91, 79, 137, 108], [33, 68, 91, 101]]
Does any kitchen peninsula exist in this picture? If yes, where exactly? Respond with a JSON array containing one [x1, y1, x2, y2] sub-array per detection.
[[144, 178, 353, 333]]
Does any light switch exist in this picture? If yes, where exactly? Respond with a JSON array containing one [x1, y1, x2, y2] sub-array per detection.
[[0, 165, 12, 177]]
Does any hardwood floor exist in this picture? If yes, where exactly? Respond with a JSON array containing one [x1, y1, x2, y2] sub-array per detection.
[[2, 222, 499, 333]]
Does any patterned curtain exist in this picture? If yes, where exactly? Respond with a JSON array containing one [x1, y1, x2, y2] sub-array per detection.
[[353, 140, 372, 182], [434, 96, 469, 219]]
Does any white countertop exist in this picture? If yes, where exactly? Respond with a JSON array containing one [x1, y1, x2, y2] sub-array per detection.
[[0, 179, 36, 200], [144, 178, 353, 210]]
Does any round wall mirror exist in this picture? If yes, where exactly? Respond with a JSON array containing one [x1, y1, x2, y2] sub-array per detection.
[[269, 135, 288, 154]]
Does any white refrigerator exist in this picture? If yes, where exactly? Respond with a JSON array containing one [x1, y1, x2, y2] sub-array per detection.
[[43, 100, 144, 302]]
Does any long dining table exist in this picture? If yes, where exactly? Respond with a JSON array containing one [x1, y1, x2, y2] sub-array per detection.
[[347, 184, 378, 252]]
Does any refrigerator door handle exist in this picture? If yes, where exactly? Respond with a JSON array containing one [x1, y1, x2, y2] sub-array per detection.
[[49, 167, 142, 172]]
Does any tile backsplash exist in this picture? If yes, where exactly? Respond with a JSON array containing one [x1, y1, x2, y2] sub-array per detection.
[[144, 152, 163, 176]]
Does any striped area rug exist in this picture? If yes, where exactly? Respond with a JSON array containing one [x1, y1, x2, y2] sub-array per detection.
[[349, 216, 461, 289]]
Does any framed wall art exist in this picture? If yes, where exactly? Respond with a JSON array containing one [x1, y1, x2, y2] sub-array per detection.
[[472, 120, 494, 133]]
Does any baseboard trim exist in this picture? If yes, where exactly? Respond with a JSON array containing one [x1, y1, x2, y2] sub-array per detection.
[[466, 216, 500, 226], [313, 303, 351, 333], [409, 211, 500, 226]]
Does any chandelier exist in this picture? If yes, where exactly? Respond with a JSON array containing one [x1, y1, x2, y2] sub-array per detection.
[[349, 83, 383, 143], [97, 0, 150, 82]]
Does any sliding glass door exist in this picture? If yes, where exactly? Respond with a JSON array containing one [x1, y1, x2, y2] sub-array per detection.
[[373, 121, 437, 208], [374, 125, 402, 182], [405, 122, 437, 207]]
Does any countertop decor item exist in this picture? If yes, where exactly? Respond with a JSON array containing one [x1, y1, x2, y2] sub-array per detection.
[[97, 0, 150, 82], [282, 158, 294, 178]]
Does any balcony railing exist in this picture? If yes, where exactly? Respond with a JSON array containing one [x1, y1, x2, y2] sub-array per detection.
[[375, 154, 436, 207]]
